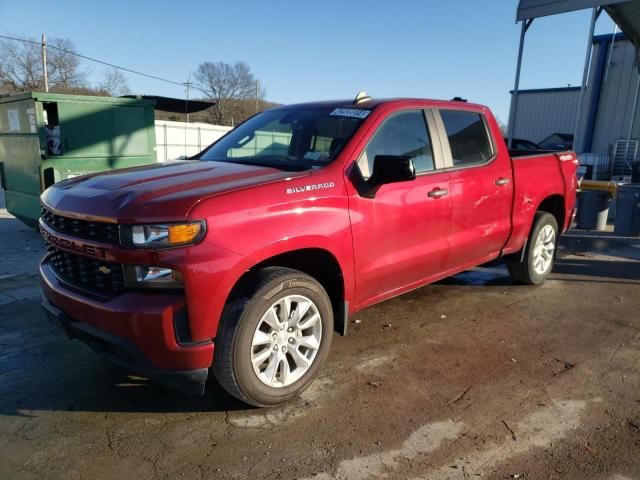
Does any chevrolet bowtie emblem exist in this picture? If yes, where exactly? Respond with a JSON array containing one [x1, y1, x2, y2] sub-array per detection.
[[98, 266, 112, 275]]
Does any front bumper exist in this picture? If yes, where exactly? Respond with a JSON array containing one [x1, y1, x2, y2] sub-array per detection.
[[40, 258, 214, 395]]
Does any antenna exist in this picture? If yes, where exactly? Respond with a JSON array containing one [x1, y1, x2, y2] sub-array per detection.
[[353, 91, 372, 104]]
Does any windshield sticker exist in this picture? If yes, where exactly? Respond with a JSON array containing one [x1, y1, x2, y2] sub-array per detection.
[[286, 182, 335, 195], [330, 108, 371, 119]]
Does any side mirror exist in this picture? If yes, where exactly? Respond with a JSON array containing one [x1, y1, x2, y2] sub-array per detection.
[[369, 155, 416, 185], [353, 155, 416, 198]]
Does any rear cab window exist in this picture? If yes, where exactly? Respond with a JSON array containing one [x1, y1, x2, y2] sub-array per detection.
[[439, 110, 493, 168]]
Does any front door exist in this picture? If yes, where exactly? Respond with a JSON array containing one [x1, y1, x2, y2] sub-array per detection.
[[348, 109, 452, 305]]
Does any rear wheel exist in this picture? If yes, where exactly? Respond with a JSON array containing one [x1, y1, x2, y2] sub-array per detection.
[[213, 267, 333, 407], [507, 212, 558, 285]]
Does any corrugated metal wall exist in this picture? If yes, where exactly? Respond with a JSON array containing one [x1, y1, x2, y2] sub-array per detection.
[[511, 89, 581, 143], [588, 39, 640, 155]]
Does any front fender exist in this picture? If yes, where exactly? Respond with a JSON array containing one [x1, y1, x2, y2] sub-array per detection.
[[176, 235, 355, 342], [185, 167, 356, 338], [233, 234, 355, 299]]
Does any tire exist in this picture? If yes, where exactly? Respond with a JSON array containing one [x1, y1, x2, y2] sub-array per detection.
[[213, 267, 334, 407], [507, 212, 559, 285]]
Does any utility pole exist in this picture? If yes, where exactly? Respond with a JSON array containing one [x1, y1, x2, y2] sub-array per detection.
[[184, 76, 191, 158], [184, 79, 191, 123], [41, 33, 49, 92]]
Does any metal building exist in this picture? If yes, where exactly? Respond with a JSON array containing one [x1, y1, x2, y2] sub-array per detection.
[[512, 33, 638, 152], [510, 87, 580, 144], [511, 34, 639, 177], [576, 34, 639, 158]]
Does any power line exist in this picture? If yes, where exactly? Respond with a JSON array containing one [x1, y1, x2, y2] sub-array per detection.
[[0, 34, 185, 87]]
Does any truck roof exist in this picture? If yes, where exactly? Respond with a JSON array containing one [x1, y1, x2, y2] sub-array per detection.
[[275, 97, 488, 111]]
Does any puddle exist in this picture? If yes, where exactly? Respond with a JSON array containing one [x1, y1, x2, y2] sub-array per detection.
[[439, 267, 514, 287]]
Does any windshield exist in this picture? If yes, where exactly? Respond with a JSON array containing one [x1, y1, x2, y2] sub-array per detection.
[[197, 107, 369, 170]]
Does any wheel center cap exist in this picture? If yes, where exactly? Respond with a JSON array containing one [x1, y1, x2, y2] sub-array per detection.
[[276, 330, 289, 345]]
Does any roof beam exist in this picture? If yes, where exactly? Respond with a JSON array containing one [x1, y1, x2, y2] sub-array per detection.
[[517, 0, 628, 21]]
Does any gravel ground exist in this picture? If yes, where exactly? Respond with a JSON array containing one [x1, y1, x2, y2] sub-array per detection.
[[1, 197, 639, 480]]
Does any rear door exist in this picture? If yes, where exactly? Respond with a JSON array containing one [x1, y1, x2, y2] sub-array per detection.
[[434, 109, 513, 269], [348, 108, 452, 305]]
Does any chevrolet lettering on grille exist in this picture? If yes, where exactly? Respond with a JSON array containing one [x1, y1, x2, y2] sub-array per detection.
[[40, 227, 109, 259]]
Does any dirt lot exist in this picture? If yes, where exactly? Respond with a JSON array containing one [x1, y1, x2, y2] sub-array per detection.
[[1, 198, 639, 480]]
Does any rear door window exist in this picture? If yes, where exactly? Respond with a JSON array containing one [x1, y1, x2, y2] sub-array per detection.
[[439, 110, 493, 167], [357, 110, 435, 179]]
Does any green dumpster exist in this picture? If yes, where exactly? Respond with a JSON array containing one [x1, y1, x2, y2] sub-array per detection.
[[0, 92, 157, 226]]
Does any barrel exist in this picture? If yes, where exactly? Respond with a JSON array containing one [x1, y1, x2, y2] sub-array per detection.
[[577, 191, 610, 231], [614, 185, 640, 236]]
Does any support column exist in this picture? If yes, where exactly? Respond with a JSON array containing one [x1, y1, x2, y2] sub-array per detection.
[[573, 7, 601, 153], [506, 19, 533, 148]]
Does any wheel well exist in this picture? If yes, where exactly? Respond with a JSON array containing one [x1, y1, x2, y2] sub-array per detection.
[[504, 194, 566, 263], [228, 248, 346, 334], [537, 195, 565, 230]]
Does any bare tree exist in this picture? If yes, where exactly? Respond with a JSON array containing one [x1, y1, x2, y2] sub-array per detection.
[[46, 38, 86, 91], [496, 118, 508, 137], [98, 69, 130, 96], [0, 35, 86, 93], [194, 61, 261, 125]]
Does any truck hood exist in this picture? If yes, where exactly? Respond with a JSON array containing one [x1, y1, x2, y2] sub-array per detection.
[[42, 160, 310, 223]]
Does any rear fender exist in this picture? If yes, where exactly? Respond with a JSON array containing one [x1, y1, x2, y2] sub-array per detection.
[[503, 189, 565, 256]]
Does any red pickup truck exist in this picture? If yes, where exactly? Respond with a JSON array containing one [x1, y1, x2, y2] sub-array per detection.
[[39, 96, 578, 406]]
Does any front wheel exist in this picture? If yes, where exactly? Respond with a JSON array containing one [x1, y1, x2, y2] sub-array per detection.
[[507, 212, 559, 285], [213, 267, 333, 407]]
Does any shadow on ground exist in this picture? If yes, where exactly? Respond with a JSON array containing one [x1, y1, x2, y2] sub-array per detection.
[[0, 353, 254, 417]]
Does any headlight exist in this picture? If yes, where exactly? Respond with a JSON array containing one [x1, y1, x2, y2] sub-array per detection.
[[119, 221, 205, 249], [123, 265, 184, 289]]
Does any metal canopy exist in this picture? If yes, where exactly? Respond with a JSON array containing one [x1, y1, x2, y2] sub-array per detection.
[[517, 0, 639, 52], [509, 0, 640, 153], [517, 0, 628, 21], [605, 1, 640, 58]]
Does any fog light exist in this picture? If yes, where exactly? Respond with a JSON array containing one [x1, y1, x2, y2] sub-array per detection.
[[124, 265, 184, 289]]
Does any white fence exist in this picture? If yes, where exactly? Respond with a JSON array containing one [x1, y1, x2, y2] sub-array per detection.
[[155, 120, 232, 162]]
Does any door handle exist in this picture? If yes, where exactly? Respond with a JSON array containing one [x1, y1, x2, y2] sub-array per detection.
[[495, 177, 511, 186], [428, 188, 449, 198]]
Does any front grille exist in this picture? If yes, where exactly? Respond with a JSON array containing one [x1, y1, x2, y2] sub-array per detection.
[[41, 206, 119, 244], [48, 245, 125, 294]]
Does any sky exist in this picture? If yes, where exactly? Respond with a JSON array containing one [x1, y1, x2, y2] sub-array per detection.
[[0, 0, 618, 122]]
